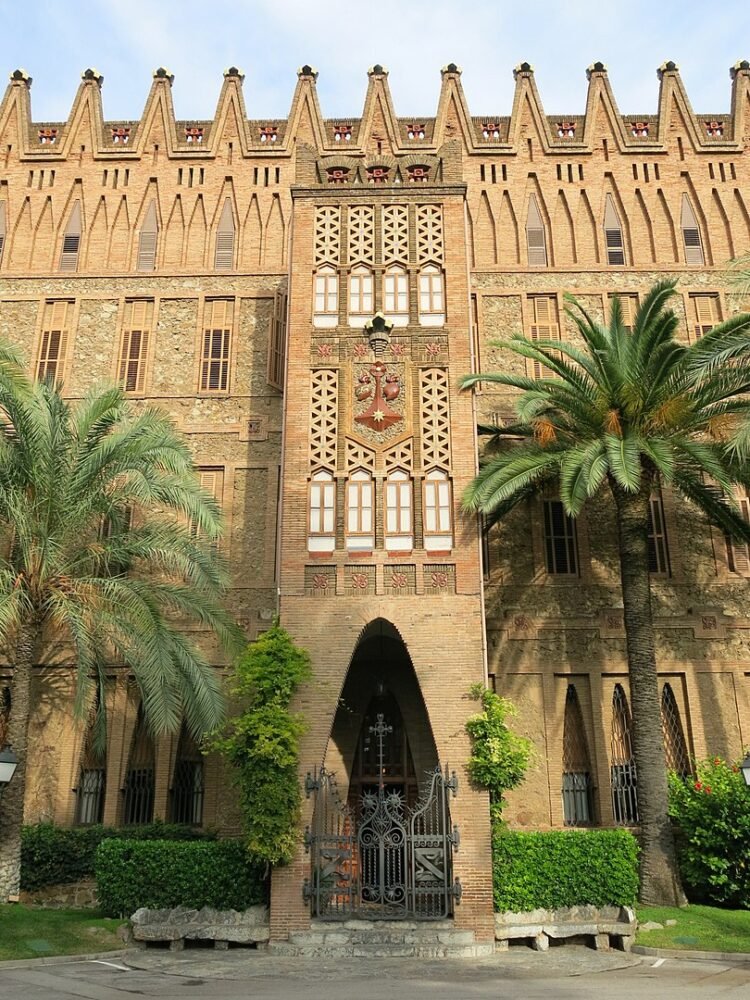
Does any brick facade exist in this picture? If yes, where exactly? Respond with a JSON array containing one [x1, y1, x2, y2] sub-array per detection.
[[2, 60, 750, 939]]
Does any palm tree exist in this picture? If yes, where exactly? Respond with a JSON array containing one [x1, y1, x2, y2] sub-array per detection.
[[0, 368, 244, 900], [461, 279, 750, 906]]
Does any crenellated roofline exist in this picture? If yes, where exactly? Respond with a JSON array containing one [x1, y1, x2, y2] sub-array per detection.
[[1, 61, 750, 160]]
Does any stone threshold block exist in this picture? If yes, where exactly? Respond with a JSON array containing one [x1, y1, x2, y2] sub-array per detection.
[[131, 905, 270, 948]]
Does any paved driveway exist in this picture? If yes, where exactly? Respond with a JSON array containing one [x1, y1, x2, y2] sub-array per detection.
[[1, 948, 749, 999]]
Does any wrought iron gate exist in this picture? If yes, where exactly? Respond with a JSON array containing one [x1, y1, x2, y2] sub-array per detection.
[[304, 714, 461, 920]]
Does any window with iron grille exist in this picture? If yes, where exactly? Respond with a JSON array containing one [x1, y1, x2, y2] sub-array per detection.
[[562, 684, 595, 825], [200, 299, 232, 392], [689, 293, 721, 340], [268, 289, 287, 390], [37, 300, 73, 383], [527, 296, 560, 379], [543, 499, 578, 575], [121, 708, 155, 825], [726, 486, 750, 574], [169, 725, 204, 825], [661, 683, 691, 777], [648, 488, 671, 575], [610, 684, 638, 825], [118, 300, 153, 394]]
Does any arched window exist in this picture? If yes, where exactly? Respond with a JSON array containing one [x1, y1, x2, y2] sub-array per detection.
[[610, 684, 638, 825], [169, 724, 204, 825], [59, 200, 82, 272], [661, 683, 691, 777], [526, 194, 548, 267], [418, 265, 445, 326], [385, 470, 413, 552], [348, 265, 374, 325], [423, 470, 452, 552], [308, 470, 336, 553], [562, 684, 595, 825], [603, 193, 625, 265], [680, 194, 704, 266], [75, 699, 106, 826], [313, 265, 339, 327], [214, 197, 236, 271], [122, 706, 155, 825], [383, 266, 409, 326], [137, 199, 159, 272], [346, 470, 374, 552]]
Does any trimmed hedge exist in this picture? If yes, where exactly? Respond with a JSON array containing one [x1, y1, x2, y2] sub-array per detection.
[[95, 839, 266, 916], [492, 829, 639, 911], [21, 822, 215, 892]]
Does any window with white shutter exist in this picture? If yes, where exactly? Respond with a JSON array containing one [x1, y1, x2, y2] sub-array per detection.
[[37, 300, 73, 382], [689, 293, 721, 339], [527, 295, 560, 379], [603, 194, 625, 265], [137, 200, 159, 271], [200, 299, 233, 392], [214, 198, 235, 271], [526, 194, 547, 266], [0, 202, 7, 267], [681, 194, 704, 266], [726, 487, 750, 575], [59, 200, 81, 272], [118, 300, 154, 394]]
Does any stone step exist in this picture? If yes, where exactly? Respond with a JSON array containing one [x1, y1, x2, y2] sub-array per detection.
[[270, 923, 495, 959]]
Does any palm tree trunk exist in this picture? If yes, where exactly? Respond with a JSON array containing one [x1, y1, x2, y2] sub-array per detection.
[[0, 622, 37, 901], [612, 484, 686, 906]]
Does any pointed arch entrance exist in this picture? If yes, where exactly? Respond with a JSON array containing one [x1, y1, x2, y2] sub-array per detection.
[[305, 619, 460, 921]]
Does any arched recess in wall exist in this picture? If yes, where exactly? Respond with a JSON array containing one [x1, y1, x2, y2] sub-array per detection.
[[497, 191, 520, 266], [241, 195, 262, 268], [163, 195, 186, 269], [475, 191, 497, 267], [86, 197, 108, 270], [575, 190, 599, 265], [9, 197, 32, 271], [263, 195, 285, 268], [553, 189, 576, 265], [185, 195, 208, 270], [108, 196, 130, 270], [709, 189, 735, 265], [660, 682, 691, 777], [31, 196, 55, 273], [602, 187, 631, 266], [633, 189, 657, 264], [121, 705, 155, 825], [654, 189, 679, 264], [732, 188, 750, 248], [326, 618, 438, 808], [562, 683, 595, 825], [610, 683, 638, 826]]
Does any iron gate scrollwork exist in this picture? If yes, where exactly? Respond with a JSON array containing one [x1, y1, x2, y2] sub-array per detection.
[[304, 713, 461, 920]]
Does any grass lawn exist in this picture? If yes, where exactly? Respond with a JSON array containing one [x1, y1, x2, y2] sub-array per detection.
[[0, 905, 124, 962], [636, 904, 750, 953]]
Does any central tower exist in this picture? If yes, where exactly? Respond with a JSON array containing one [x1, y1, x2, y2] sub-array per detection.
[[272, 65, 493, 942]]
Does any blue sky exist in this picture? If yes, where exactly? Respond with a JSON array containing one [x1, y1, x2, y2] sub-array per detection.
[[2, 0, 749, 123]]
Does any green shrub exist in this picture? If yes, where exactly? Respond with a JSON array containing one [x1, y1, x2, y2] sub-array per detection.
[[210, 625, 311, 866], [465, 685, 531, 823], [492, 829, 639, 911], [669, 756, 750, 908], [21, 822, 214, 892], [95, 839, 266, 916]]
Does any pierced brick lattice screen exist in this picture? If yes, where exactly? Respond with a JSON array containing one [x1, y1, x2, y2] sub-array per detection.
[[345, 438, 376, 472], [348, 205, 375, 263], [416, 205, 444, 263], [315, 206, 341, 265], [310, 370, 338, 469], [383, 205, 409, 264], [419, 369, 451, 469]]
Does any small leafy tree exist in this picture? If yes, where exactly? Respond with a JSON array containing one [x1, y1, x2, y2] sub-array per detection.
[[668, 756, 750, 908], [465, 684, 531, 824], [211, 625, 311, 866]]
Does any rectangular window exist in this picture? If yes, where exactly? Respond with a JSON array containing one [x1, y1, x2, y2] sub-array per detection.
[[423, 472, 453, 552], [726, 487, 750, 575], [648, 489, 671, 575], [385, 473, 413, 551], [348, 268, 374, 324], [383, 268, 409, 326], [75, 769, 106, 825], [543, 499, 578, 575], [346, 472, 374, 552], [690, 293, 721, 339], [308, 471, 336, 553], [527, 295, 560, 379], [118, 299, 153, 394], [200, 299, 232, 392], [418, 267, 445, 326], [608, 293, 638, 332], [314, 268, 339, 328], [268, 290, 287, 390], [37, 300, 73, 382]]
